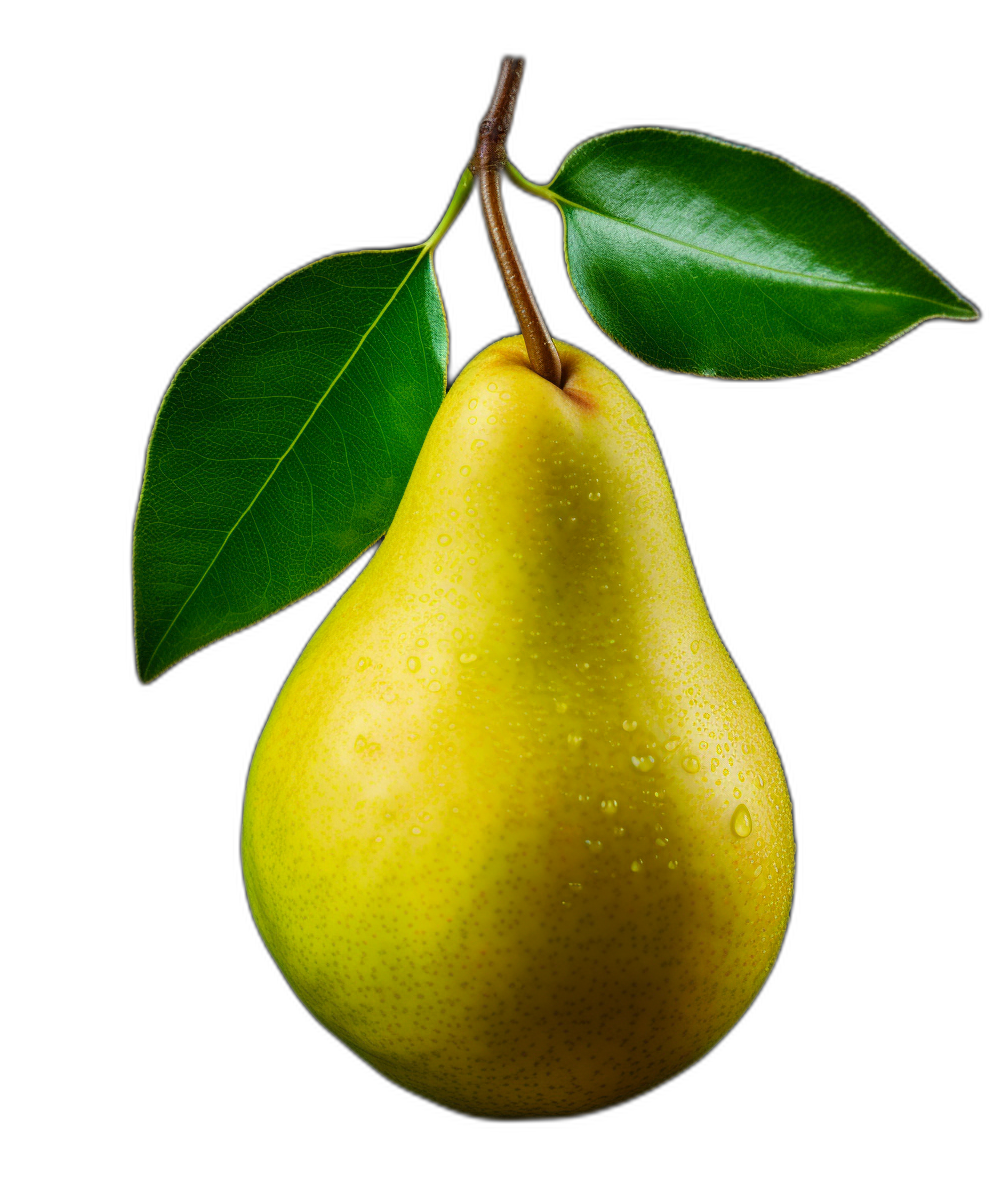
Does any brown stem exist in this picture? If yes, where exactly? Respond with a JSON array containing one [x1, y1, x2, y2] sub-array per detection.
[[470, 57, 562, 386]]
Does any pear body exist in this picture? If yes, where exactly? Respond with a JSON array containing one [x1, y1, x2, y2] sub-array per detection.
[[242, 337, 794, 1117]]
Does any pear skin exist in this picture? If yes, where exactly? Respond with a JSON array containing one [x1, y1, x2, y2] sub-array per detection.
[[241, 336, 795, 1118]]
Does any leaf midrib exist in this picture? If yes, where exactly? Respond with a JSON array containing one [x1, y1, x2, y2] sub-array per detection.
[[549, 189, 966, 313], [141, 244, 430, 679]]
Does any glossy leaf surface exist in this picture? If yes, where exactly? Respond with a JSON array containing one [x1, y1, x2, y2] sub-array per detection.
[[133, 246, 447, 682], [522, 129, 977, 377]]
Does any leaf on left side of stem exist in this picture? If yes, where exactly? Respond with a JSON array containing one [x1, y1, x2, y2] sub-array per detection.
[[133, 244, 447, 683]]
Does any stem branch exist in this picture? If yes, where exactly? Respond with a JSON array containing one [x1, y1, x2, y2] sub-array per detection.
[[471, 58, 561, 385]]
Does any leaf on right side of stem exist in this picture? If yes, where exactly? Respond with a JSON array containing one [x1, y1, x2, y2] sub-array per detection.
[[540, 128, 977, 379]]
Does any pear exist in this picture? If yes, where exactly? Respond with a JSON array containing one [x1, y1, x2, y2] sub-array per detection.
[[241, 336, 794, 1118]]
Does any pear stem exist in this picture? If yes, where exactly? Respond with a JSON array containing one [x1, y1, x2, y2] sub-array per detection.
[[471, 57, 562, 386]]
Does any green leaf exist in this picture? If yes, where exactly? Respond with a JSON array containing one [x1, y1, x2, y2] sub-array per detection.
[[133, 243, 448, 683], [509, 130, 977, 378]]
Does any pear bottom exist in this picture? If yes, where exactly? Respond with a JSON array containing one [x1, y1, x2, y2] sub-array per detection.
[[242, 336, 795, 1118]]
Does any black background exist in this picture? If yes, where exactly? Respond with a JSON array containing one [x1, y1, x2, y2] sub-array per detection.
[[100, 32, 985, 1150]]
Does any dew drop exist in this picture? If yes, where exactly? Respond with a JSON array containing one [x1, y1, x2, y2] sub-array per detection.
[[754, 865, 763, 877], [458, 652, 477, 664], [631, 754, 655, 773], [588, 490, 601, 501], [731, 804, 753, 838], [690, 640, 700, 654], [631, 860, 644, 873], [472, 439, 486, 450], [682, 755, 700, 774], [755, 773, 765, 788], [555, 702, 568, 714], [438, 534, 451, 546], [567, 734, 582, 748], [733, 787, 742, 799], [375, 836, 383, 843], [354, 735, 367, 753], [416, 638, 428, 648], [585, 839, 602, 852], [601, 799, 618, 816], [622, 719, 638, 732], [406, 656, 420, 673], [428, 681, 441, 693], [656, 837, 668, 848], [468, 416, 477, 425], [411, 826, 422, 835], [568, 882, 582, 892], [460, 465, 470, 476], [356, 656, 371, 671], [468, 398, 478, 409], [668, 860, 679, 870]]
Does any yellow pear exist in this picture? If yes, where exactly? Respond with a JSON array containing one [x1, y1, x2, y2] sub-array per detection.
[[241, 335, 794, 1118]]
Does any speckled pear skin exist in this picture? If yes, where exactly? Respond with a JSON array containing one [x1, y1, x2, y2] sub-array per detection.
[[241, 336, 794, 1118]]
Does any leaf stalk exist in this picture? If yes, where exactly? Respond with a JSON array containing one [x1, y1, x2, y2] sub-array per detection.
[[426, 169, 475, 253], [503, 160, 555, 202]]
